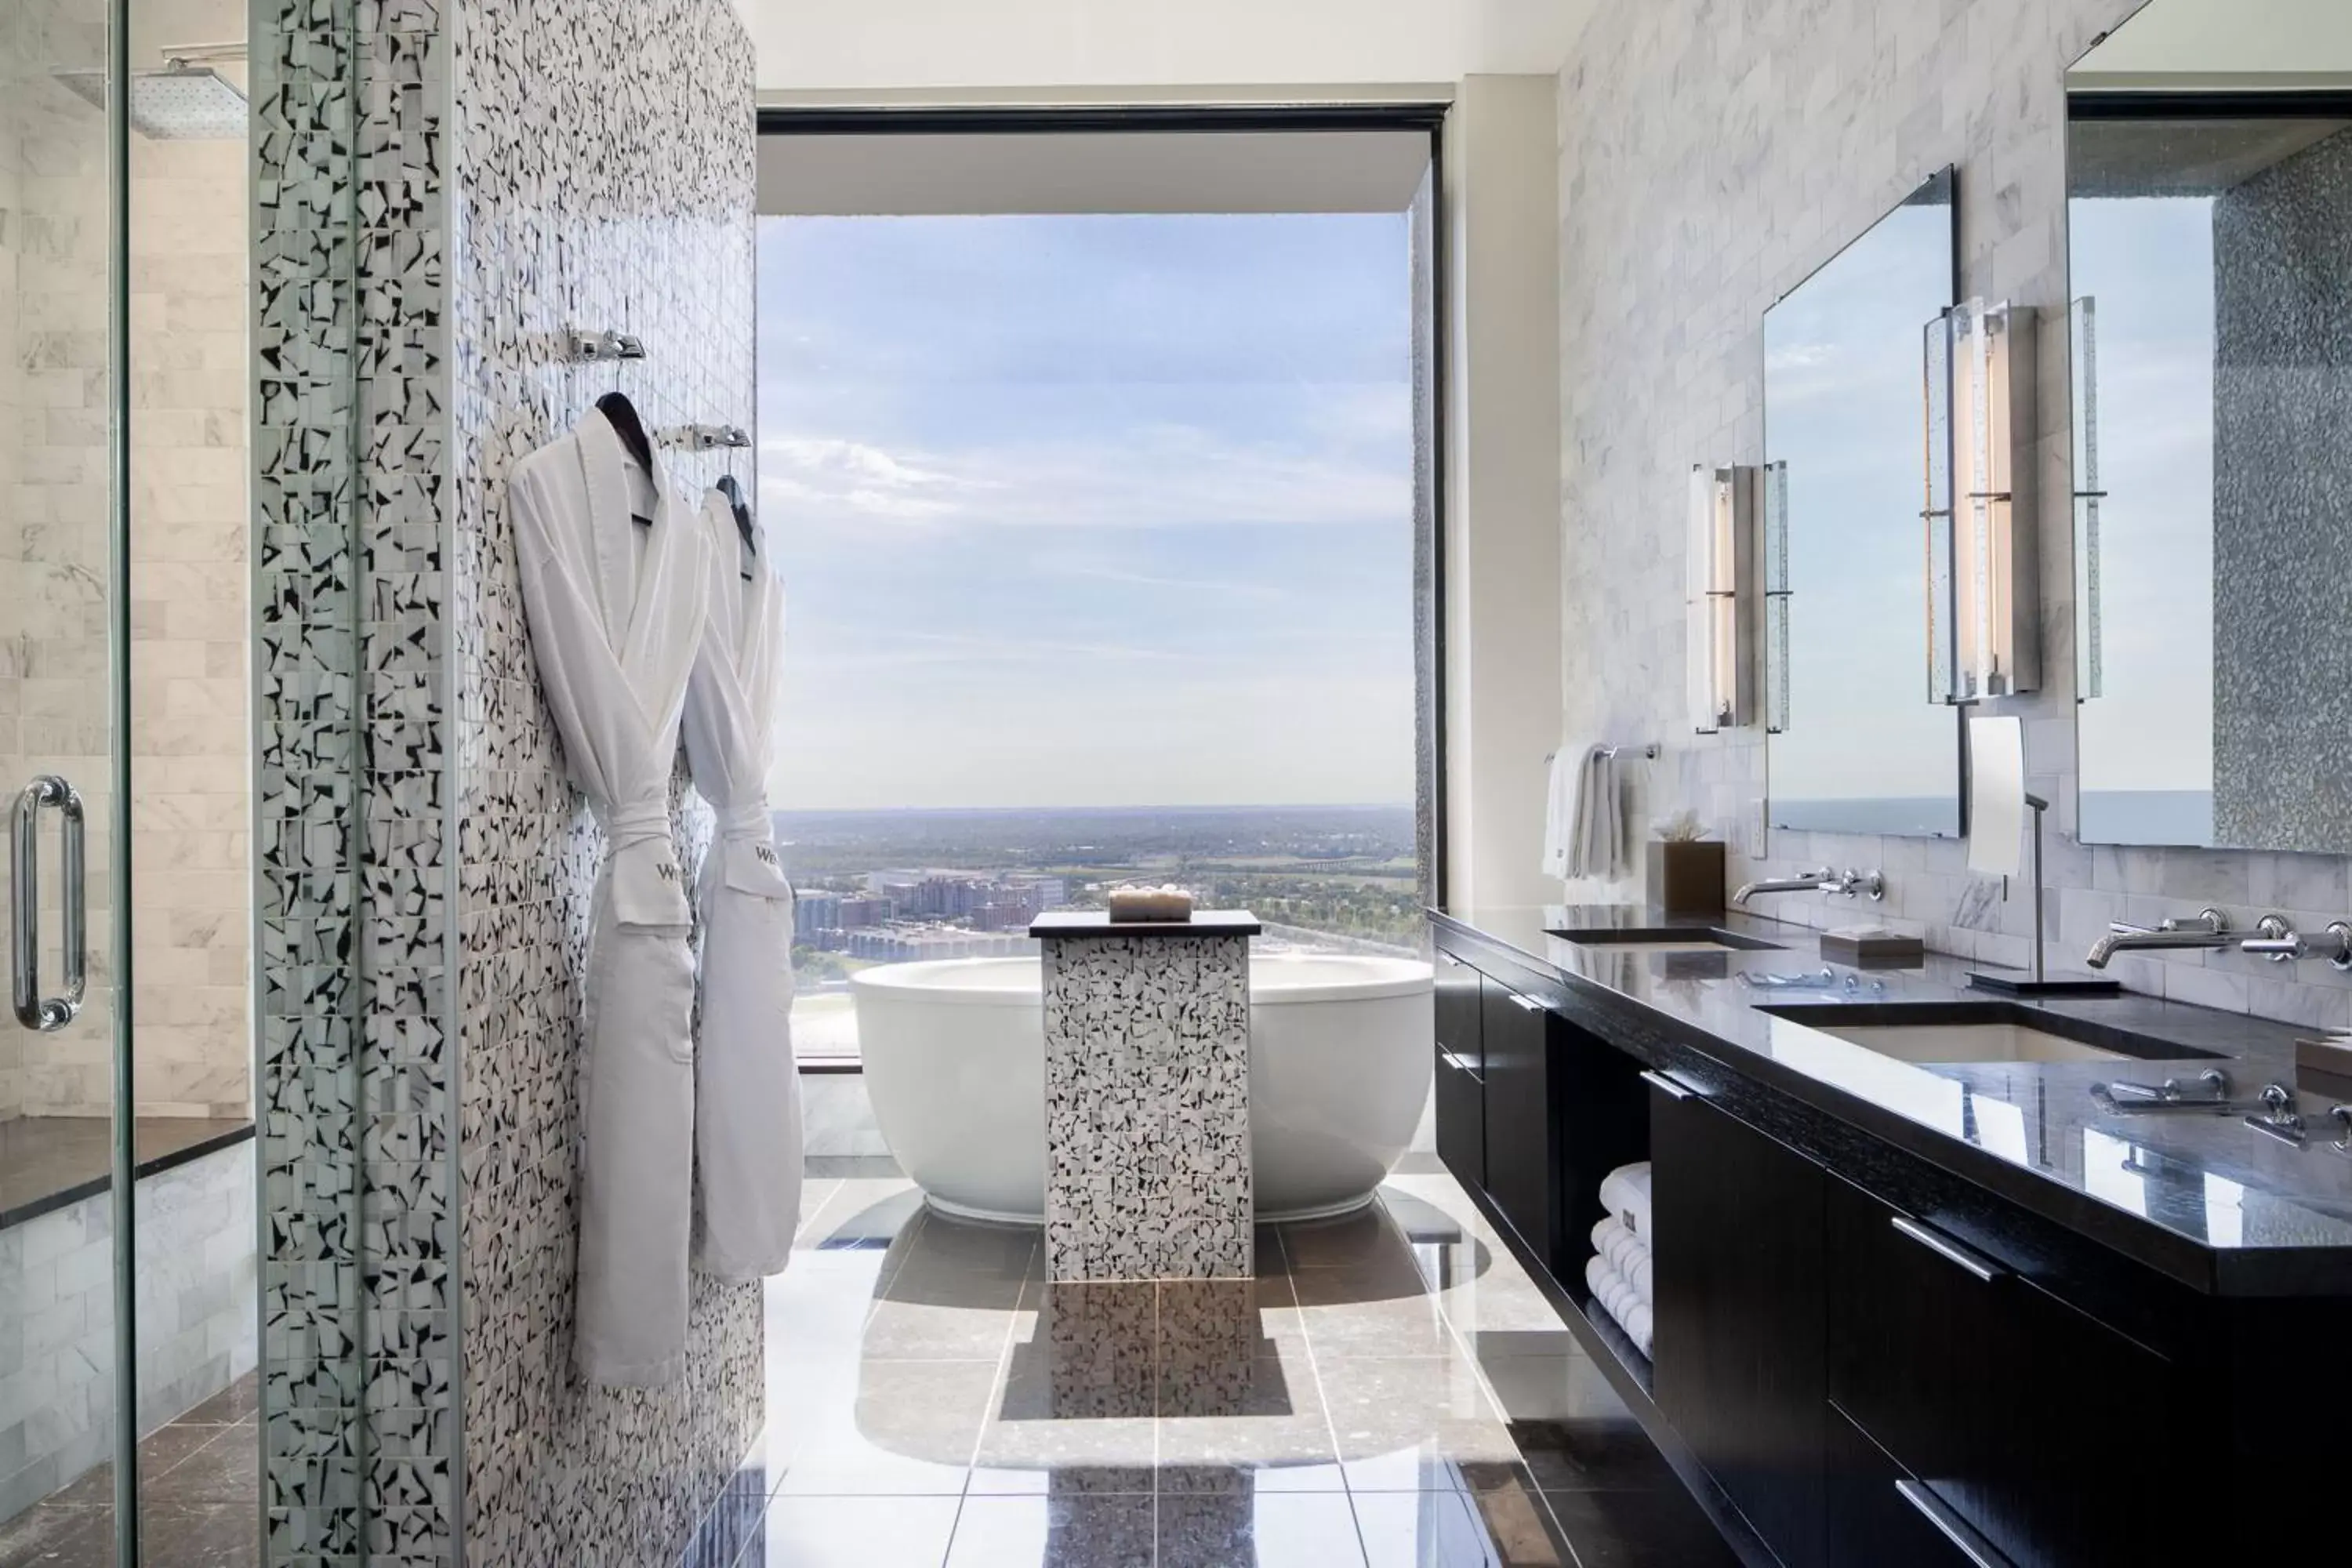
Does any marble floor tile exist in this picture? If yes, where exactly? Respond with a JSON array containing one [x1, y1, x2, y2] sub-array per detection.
[[1290, 1266, 1461, 1358], [943, 1494, 1156, 1567], [1475, 1349, 1633, 1428], [1462, 1475, 1576, 1568], [1155, 1346, 1342, 1494], [739, 1494, 960, 1568], [965, 1408, 1159, 1497], [775, 1359, 999, 1497], [1160, 1491, 1367, 1568], [750, 1163, 1740, 1568], [1352, 1489, 1514, 1568], [1539, 1486, 1741, 1567], [131, 1505, 260, 1567], [1315, 1355, 1521, 1491], [1278, 1204, 1406, 1269]]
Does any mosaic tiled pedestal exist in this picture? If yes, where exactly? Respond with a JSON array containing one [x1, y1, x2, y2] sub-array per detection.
[[1032, 912, 1260, 1282]]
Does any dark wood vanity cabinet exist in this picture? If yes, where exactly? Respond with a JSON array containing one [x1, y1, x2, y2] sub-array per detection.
[[1824, 1176, 2204, 1568], [1479, 974, 1559, 1265], [1432, 953, 1485, 1191], [1650, 1079, 1828, 1568], [1823, 1405, 1980, 1568]]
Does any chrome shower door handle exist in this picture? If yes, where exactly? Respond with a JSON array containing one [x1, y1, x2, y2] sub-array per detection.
[[12, 776, 87, 1032]]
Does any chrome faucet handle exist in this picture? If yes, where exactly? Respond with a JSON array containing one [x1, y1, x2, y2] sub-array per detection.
[[1835, 868, 1886, 902], [2177, 908, 2230, 935], [2241, 916, 2352, 968]]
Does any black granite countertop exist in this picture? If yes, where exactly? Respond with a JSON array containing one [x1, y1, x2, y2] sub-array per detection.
[[1431, 902, 2352, 1297]]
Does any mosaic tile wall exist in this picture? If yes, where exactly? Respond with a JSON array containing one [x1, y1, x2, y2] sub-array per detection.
[[253, 0, 372, 1560], [256, 0, 759, 1563], [1553, 0, 2352, 1029], [1040, 934, 1253, 1283], [448, 0, 761, 1562]]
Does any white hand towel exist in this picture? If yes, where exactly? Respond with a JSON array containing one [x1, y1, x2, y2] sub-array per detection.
[[1569, 746, 1617, 879], [1630, 1249, 1654, 1305], [1592, 1216, 1617, 1255], [1541, 750, 1579, 880], [1584, 1252, 1615, 1302]]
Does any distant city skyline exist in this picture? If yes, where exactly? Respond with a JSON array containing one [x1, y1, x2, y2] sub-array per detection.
[[755, 211, 1416, 811]]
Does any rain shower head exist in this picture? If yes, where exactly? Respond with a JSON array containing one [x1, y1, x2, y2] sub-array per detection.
[[55, 60, 248, 141]]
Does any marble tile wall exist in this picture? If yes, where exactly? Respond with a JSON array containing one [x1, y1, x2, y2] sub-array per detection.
[[0, 1139, 258, 1525], [0, 0, 253, 1123], [1553, 0, 2352, 1029]]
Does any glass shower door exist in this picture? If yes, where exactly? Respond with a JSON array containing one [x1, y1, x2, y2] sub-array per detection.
[[0, 0, 140, 1559], [2, 0, 260, 1562]]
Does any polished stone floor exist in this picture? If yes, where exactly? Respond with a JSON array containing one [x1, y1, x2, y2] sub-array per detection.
[[0, 1375, 259, 1568], [688, 1159, 1737, 1567]]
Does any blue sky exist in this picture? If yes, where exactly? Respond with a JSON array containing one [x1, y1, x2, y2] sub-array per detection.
[[755, 212, 1415, 811]]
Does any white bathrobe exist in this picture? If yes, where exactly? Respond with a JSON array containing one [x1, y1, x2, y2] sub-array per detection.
[[682, 488, 803, 1281], [510, 408, 710, 1388]]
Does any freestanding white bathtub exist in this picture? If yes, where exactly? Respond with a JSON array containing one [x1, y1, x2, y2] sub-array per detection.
[[852, 952, 1434, 1223]]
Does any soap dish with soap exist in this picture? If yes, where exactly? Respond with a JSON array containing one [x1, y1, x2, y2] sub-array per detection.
[[1108, 884, 1195, 922]]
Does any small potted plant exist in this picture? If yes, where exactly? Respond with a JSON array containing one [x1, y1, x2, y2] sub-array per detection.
[[1646, 811, 1726, 918]]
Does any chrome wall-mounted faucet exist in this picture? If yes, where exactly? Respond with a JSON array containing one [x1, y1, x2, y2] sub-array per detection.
[[1732, 867, 1884, 906], [2241, 916, 2352, 970], [2084, 908, 2232, 969]]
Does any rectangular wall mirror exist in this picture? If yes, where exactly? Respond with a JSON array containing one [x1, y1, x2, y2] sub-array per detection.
[[2067, 1, 2352, 852], [1762, 167, 1962, 837]]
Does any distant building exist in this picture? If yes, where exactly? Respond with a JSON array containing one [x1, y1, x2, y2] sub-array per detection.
[[845, 922, 1038, 961], [794, 891, 842, 933]]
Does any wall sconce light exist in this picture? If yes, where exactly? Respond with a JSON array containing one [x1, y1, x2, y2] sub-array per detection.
[[1686, 463, 1758, 733], [1923, 299, 2039, 704]]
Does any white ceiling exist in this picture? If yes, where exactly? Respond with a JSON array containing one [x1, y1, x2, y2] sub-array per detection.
[[749, 0, 1595, 96], [2073, 0, 2352, 86]]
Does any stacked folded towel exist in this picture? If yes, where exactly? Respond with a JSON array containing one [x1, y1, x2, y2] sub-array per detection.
[[1585, 1162, 1654, 1357]]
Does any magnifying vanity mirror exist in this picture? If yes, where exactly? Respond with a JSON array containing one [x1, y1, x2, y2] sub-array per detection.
[[1762, 168, 1962, 837], [2067, 1, 2352, 852]]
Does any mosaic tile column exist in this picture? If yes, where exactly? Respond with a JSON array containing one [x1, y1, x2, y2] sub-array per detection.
[[1033, 913, 1258, 1282]]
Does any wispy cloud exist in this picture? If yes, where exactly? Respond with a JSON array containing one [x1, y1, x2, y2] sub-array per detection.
[[760, 414, 1408, 535]]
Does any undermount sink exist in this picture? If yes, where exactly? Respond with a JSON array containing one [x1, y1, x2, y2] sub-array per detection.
[[1553, 927, 1783, 954], [1759, 1001, 2223, 1066]]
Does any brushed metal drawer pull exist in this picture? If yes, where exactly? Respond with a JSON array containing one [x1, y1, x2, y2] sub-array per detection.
[[1508, 993, 1546, 1013], [1639, 1069, 1693, 1102], [1895, 1479, 2013, 1568], [1890, 1215, 2003, 1283]]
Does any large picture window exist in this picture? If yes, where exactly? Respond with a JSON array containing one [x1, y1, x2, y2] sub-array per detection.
[[757, 122, 1436, 1062]]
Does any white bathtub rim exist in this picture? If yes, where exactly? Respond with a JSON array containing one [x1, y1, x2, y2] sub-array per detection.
[[848, 952, 1432, 1007], [920, 1189, 1379, 1227]]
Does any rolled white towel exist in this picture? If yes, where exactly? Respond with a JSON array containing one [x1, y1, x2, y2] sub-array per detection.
[[1584, 1252, 1615, 1302], [1591, 1216, 1620, 1255], [1598, 1163, 1654, 1241], [1630, 1250, 1654, 1305], [1623, 1300, 1653, 1357], [1605, 1226, 1644, 1277]]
